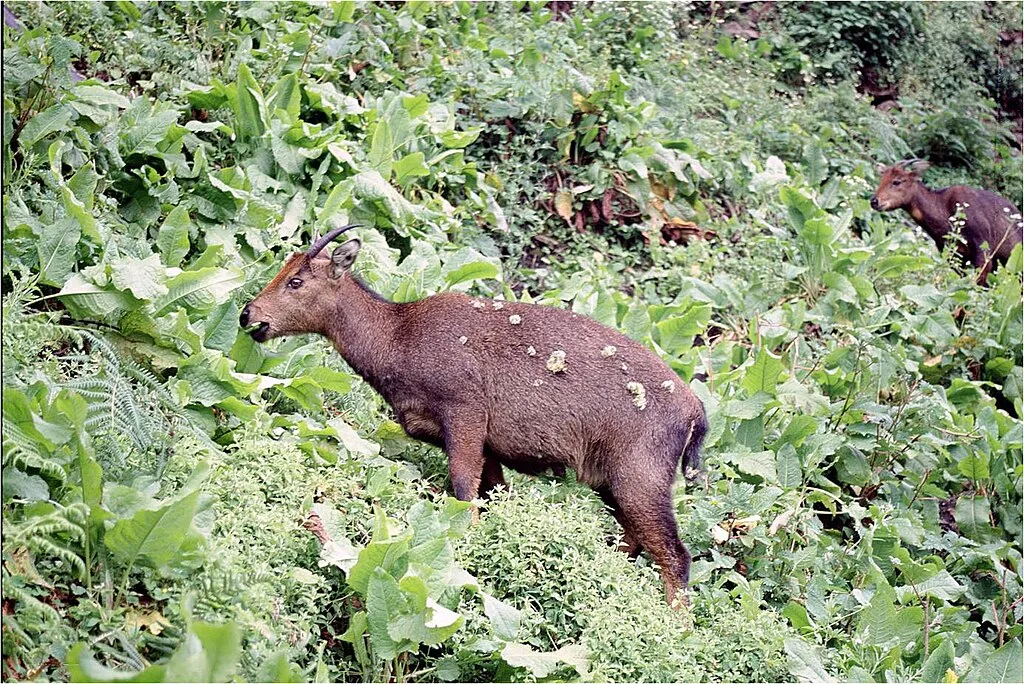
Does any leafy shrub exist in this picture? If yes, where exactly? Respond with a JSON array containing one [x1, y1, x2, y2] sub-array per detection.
[[897, 2, 1023, 117], [459, 486, 798, 682], [778, 1, 923, 86], [3, 2, 1021, 682]]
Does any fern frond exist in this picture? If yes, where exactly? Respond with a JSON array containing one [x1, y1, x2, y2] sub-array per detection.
[[2, 422, 68, 484], [8, 507, 87, 545], [1, 577, 63, 623], [5, 504, 88, 580], [25, 537, 87, 578]]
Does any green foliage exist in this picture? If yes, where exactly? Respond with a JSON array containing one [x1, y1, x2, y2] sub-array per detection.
[[777, 1, 923, 86], [2, 1, 1021, 682]]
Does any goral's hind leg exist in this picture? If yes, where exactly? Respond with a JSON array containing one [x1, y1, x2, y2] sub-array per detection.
[[610, 455, 691, 607], [597, 487, 642, 557], [442, 408, 489, 502], [478, 454, 506, 499]]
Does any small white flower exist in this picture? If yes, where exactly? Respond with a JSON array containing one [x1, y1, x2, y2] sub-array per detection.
[[509, 314, 522, 325], [532, 379, 544, 387], [661, 380, 676, 393], [601, 345, 617, 357], [471, 300, 486, 309], [459, 336, 468, 345], [492, 302, 504, 310], [526, 346, 536, 356], [620, 362, 629, 372]]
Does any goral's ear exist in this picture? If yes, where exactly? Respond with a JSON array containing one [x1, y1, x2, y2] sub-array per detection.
[[909, 160, 931, 177], [330, 239, 362, 279], [875, 162, 887, 175]]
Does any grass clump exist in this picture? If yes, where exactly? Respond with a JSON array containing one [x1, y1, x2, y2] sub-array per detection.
[[459, 484, 797, 682]]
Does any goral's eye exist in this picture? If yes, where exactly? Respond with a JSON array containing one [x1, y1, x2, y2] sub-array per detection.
[[892, 180, 903, 186], [287, 277, 303, 289]]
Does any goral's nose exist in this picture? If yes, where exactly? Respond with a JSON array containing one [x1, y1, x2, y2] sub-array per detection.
[[870, 196, 880, 210], [239, 304, 251, 328]]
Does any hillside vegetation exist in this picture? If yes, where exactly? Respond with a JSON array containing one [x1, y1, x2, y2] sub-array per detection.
[[2, 2, 1022, 682]]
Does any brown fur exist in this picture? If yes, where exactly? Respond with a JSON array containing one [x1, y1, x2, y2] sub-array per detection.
[[242, 240, 707, 605], [871, 161, 1023, 284]]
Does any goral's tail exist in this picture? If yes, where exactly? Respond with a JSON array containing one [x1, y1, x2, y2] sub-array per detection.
[[682, 405, 707, 480]]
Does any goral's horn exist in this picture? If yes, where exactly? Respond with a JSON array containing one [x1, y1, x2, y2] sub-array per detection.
[[306, 224, 360, 259], [897, 158, 920, 168]]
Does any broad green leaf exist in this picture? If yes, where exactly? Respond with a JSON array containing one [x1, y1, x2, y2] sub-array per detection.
[[328, 418, 381, 458], [954, 495, 992, 541], [58, 183, 99, 245], [340, 611, 370, 666], [37, 218, 81, 286], [109, 255, 169, 301], [366, 568, 407, 660], [20, 104, 74, 147], [622, 299, 652, 342], [119, 106, 179, 157], [443, 260, 499, 288], [720, 393, 774, 420], [202, 300, 239, 353], [784, 637, 836, 683], [67, 162, 99, 211], [105, 490, 203, 573], [394, 151, 429, 185], [270, 130, 318, 175], [896, 570, 964, 602], [59, 274, 142, 320], [307, 367, 354, 394], [73, 84, 130, 109], [176, 351, 260, 406], [439, 128, 480, 148], [856, 583, 923, 650], [333, 0, 356, 22], [369, 119, 393, 180], [500, 643, 589, 678], [164, 622, 242, 683], [401, 93, 429, 118], [347, 536, 411, 597], [921, 638, 955, 683], [957, 453, 990, 481], [655, 306, 708, 354], [279, 193, 306, 239], [78, 449, 103, 518], [773, 414, 819, 449], [2, 467, 50, 502], [157, 205, 191, 266], [725, 449, 777, 482], [350, 170, 421, 231], [67, 643, 167, 682], [233, 63, 265, 141], [779, 185, 818, 231], [741, 347, 785, 396], [803, 140, 827, 186], [255, 652, 304, 684], [482, 593, 521, 641], [267, 72, 301, 119], [964, 639, 1022, 683], [154, 267, 245, 315], [776, 443, 802, 488], [800, 216, 834, 246]]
